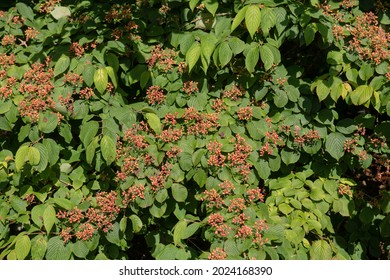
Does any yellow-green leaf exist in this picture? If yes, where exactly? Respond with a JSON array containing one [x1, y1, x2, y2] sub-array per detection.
[[145, 112, 162, 134], [15, 235, 31, 260], [310, 240, 332, 260], [43, 205, 56, 234], [231, 6, 249, 32], [245, 5, 261, 38], [204, 0, 218, 16], [105, 66, 117, 88], [173, 220, 187, 246], [94, 67, 108, 94], [15, 145, 29, 172], [28, 146, 40, 166], [350, 85, 373, 105], [100, 135, 116, 165]]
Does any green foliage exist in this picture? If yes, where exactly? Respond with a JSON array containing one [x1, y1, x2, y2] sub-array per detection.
[[0, 0, 389, 260]]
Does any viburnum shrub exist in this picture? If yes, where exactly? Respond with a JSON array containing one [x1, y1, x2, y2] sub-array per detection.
[[0, 0, 389, 260]]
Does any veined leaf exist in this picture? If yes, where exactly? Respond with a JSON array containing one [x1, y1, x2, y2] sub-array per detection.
[[43, 205, 56, 234], [46, 236, 72, 260], [15, 145, 29, 172], [350, 85, 373, 105], [28, 146, 40, 166], [245, 46, 259, 73], [129, 215, 143, 233], [231, 6, 249, 32], [54, 54, 70, 77], [245, 5, 261, 38], [94, 67, 108, 94], [186, 42, 201, 73], [105, 66, 117, 88], [304, 23, 318, 45], [260, 44, 274, 71], [310, 240, 332, 260], [100, 135, 116, 165], [219, 41, 232, 68], [15, 235, 31, 260], [173, 220, 187, 246], [325, 132, 346, 160], [145, 112, 162, 134], [261, 7, 276, 36], [80, 120, 99, 148]]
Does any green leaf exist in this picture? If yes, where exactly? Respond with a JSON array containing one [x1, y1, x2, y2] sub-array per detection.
[[42, 138, 60, 166], [80, 120, 99, 147], [106, 222, 121, 245], [51, 6, 71, 20], [145, 112, 162, 134], [218, 41, 232, 68], [189, 0, 200, 11], [73, 240, 89, 258], [82, 64, 95, 87], [350, 85, 373, 105], [105, 53, 120, 72], [94, 67, 108, 94], [204, 0, 218, 16], [33, 143, 49, 172], [46, 236, 72, 260], [186, 42, 201, 73], [304, 23, 318, 45], [183, 222, 201, 239], [16, 3, 34, 21], [31, 235, 47, 260], [254, 159, 270, 179], [245, 5, 261, 38], [11, 196, 27, 213], [193, 169, 207, 187], [172, 184, 188, 202], [245, 45, 259, 73], [86, 136, 99, 164], [173, 220, 187, 246], [54, 54, 70, 77], [129, 214, 143, 233], [31, 205, 45, 228], [315, 80, 330, 101], [260, 44, 274, 71], [43, 205, 56, 234], [231, 6, 248, 32], [38, 112, 58, 133], [52, 198, 74, 211], [279, 203, 293, 215], [200, 34, 217, 72], [310, 240, 332, 260], [15, 235, 31, 260], [359, 63, 374, 81], [281, 148, 300, 165], [228, 37, 245, 55], [15, 145, 29, 172], [149, 203, 167, 218], [261, 7, 276, 36], [273, 89, 288, 107], [105, 66, 117, 88], [325, 132, 346, 160], [28, 146, 40, 166], [100, 135, 116, 165]]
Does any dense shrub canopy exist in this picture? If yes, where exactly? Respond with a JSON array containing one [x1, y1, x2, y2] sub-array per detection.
[[0, 0, 389, 260]]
